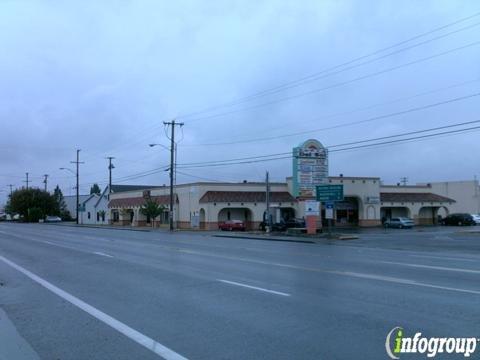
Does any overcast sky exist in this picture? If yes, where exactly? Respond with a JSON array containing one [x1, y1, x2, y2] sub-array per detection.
[[1, 0, 479, 204]]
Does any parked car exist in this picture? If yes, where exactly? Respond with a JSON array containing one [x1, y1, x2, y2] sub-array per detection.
[[219, 220, 246, 231], [6, 214, 21, 221], [471, 214, 480, 225], [272, 218, 306, 231], [261, 218, 306, 232], [45, 216, 62, 223], [441, 213, 476, 226], [384, 217, 415, 229]]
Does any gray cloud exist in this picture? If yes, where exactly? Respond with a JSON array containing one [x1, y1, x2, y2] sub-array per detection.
[[1, 0, 479, 204]]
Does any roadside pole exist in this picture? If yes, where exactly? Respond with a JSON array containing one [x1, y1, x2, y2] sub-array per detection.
[[70, 149, 84, 225], [107, 157, 115, 197], [325, 201, 334, 236], [163, 120, 184, 231], [266, 171, 270, 232], [317, 185, 343, 237]]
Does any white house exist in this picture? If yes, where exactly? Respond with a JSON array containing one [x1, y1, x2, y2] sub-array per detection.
[[79, 194, 100, 225], [80, 185, 158, 225]]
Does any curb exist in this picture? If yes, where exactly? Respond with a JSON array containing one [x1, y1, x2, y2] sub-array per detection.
[[213, 234, 316, 244], [42, 223, 151, 232]]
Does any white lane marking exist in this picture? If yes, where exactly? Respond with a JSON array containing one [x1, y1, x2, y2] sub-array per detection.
[[4, 229, 479, 297], [333, 271, 480, 295], [0, 255, 188, 360], [93, 251, 114, 258], [409, 254, 479, 262], [217, 279, 290, 297], [382, 261, 480, 274], [42, 241, 55, 245]]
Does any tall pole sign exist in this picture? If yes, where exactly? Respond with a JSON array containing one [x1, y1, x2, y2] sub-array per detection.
[[292, 139, 328, 234], [292, 139, 328, 198]]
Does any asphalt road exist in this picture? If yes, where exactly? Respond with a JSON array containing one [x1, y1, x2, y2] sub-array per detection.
[[1, 223, 480, 359]]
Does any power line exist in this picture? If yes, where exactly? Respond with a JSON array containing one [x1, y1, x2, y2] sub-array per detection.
[[73, 121, 480, 184], [329, 125, 480, 153], [181, 78, 480, 147], [183, 41, 480, 124], [179, 118, 480, 166], [182, 91, 480, 147], [176, 11, 480, 121], [75, 11, 480, 158], [176, 121, 480, 169], [175, 170, 223, 183]]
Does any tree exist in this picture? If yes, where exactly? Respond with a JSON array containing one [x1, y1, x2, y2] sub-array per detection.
[[7, 188, 58, 222], [98, 210, 106, 222], [90, 183, 101, 195], [140, 199, 165, 228], [53, 185, 70, 220]]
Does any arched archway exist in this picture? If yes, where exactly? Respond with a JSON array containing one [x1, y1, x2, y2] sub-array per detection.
[[218, 207, 253, 230], [419, 206, 450, 225], [437, 206, 449, 218], [380, 207, 411, 222]]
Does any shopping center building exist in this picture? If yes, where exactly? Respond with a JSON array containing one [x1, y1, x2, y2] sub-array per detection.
[[107, 140, 480, 229], [108, 177, 480, 229]]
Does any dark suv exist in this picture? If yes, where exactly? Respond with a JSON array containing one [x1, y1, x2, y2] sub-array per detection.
[[441, 213, 476, 226], [271, 218, 306, 231]]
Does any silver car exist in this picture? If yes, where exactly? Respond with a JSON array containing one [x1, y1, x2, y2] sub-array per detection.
[[384, 217, 415, 229]]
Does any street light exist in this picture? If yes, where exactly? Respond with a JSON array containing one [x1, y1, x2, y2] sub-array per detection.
[[59, 167, 76, 175], [149, 143, 170, 151]]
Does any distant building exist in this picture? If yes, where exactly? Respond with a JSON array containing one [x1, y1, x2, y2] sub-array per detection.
[[79, 185, 161, 225], [63, 195, 89, 220]]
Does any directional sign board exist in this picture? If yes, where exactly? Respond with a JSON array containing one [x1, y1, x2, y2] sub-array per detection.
[[316, 184, 344, 202]]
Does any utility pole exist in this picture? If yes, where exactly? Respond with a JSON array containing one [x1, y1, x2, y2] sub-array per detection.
[[400, 177, 408, 186], [8, 184, 14, 197], [266, 171, 271, 232], [24, 172, 30, 190], [163, 120, 184, 231], [70, 149, 84, 225], [43, 174, 49, 192], [107, 157, 115, 196]]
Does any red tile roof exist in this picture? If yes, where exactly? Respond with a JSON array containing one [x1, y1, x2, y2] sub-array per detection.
[[109, 195, 173, 208], [380, 192, 455, 203], [199, 191, 296, 203]]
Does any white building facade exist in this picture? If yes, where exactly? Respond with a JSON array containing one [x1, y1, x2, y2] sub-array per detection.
[[107, 177, 479, 229]]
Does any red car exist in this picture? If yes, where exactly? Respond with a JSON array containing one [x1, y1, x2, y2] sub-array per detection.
[[218, 220, 246, 231]]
